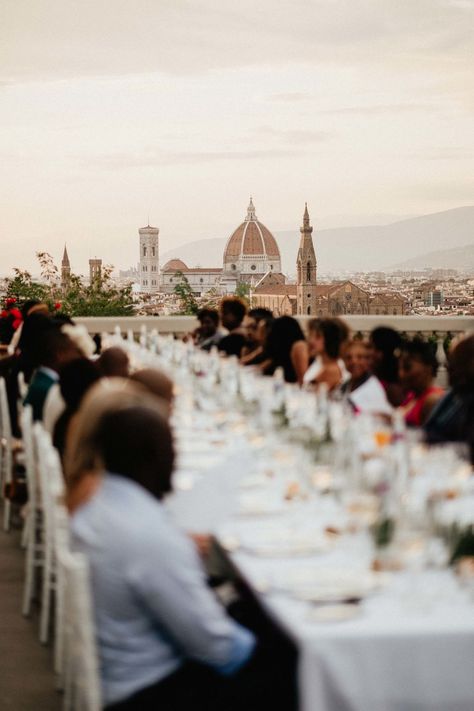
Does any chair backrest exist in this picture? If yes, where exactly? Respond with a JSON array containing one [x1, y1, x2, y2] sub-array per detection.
[[17, 371, 27, 400], [0, 376, 12, 441], [21, 405, 38, 509], [57, 546, 102, 711], [34, 424, 65, 552]]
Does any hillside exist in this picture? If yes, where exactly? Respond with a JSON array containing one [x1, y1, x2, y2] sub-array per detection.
[[392, 242, 474, 271], [160, 206, 474, 274]]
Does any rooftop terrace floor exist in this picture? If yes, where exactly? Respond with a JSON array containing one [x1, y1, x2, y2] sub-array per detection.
[[0, 527, 60, 710]]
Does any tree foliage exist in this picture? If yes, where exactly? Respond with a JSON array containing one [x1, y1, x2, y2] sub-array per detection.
[[173, 271, 199, 315], [5, 252, 135, 317]]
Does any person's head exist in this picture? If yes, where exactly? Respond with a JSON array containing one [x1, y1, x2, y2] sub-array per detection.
[[265, 316, 305, 362], [130, 368, 174, 417], [97, 347, 130, 378], [399, 339, 438, 394], [37, 328, 82, 372], [344, 340, 370, 380], [244, 308, 273, 345], [59, 358, 101, 411], [66, 380, 174, 500], [197, 308, 219, 338], [219, 297, 247, 331], [307, 318, 348, 360], [21, 300, 48, 320], [369, 327, 402, 382], [448, 335, 474, 393]]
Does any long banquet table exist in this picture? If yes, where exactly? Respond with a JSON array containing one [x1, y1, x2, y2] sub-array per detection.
[[166, 414, 474, 711], [112, 333, 474, 711]]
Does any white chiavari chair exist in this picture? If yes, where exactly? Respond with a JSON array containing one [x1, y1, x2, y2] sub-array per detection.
[[59, 546, 102, 711], [0, 376, 14, 531], [21, 405, 44, 617], [34, 424, 64, 644]]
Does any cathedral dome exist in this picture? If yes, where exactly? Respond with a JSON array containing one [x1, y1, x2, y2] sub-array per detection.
[[162, 259, 188, 272], [223, 199, 281, 276]]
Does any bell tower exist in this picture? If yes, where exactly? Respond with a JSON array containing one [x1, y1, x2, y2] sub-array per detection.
[[61, 244, 71, 292], [296, 204, 317, 315]]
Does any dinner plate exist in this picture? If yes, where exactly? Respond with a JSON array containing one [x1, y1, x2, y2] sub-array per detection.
[[307, 604, 361, 623]]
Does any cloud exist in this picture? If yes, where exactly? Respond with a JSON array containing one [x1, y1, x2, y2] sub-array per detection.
[[1, 0, 473, 82], [317, 103, 435, 115], [252, 126, 332, 144], [90, 147, 301, 169]]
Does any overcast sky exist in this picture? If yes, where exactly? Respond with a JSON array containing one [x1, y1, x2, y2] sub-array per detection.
[[1, 0, 473, 274]]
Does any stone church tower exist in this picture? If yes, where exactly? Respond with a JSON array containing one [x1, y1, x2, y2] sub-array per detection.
[[139, 224, 159, 293], [61, 245, 71, 292], [296, 204, 317, 315]]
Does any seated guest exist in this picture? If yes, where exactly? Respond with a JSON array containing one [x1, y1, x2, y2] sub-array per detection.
[[304, 318, 348, 390], [241, 308, 273, 366], [130, 368, 174, 418], [218, 297, 247, 357], [194, 308, 223, 351], [97, 347, 130, 378], [66, 383, 257, 710], [24, 328, 81, 421], [44, 324, 97, 434], [341, 340, 392, 415], [425, 334, 474, 448], [53, 358, 101, 458], [262, 316, 308, 384], [399, 339, 444, 427], [368, 327, 404, 407]]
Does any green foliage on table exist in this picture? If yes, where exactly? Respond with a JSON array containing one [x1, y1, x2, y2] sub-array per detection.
[[447, 524, 474, 564], [371, 517, 396, 548]]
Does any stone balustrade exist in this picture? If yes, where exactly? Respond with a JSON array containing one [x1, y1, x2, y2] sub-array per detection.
[[75, 314, 474, 389]]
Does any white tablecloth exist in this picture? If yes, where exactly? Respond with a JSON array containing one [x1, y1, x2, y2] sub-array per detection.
[[166, 422, 474, 711]]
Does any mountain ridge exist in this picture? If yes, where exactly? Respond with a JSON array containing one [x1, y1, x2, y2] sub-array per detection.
[[160, 206, 474, 274]]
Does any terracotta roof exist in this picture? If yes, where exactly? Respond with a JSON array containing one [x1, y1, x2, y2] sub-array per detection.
[[224, 220, 280, 260], [254, 284, 297, 296], [162, 259, 189, 272]]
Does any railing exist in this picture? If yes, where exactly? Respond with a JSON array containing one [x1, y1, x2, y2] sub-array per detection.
[[75, 314, 473, 389], [75, 314, 473, 339]]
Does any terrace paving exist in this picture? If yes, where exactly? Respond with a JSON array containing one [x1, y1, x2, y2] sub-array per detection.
[[0, 527, 60, 710]]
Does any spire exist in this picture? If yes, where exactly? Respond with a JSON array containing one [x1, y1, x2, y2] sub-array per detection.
[[245, 196, 257, 222], [301, 203, 313, 234], [62, 244, 70, 267]]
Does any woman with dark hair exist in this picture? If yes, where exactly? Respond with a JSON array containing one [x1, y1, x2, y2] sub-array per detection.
[[53, 358, 101, 457], [425, 334, 474, 451], [262, 315, 308, 384], [399, 339, 444, 427], [66, 382, 257, 711], [304, 318, 349, 391], [368, 326, 404, 406]]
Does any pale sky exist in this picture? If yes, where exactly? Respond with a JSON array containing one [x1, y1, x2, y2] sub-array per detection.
[[1, 0, 473, 274]]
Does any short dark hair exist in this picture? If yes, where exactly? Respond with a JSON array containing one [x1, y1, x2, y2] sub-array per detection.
[[220, 297, 247, 323], [197, 308, 219, 325], [93, 406, 175, 500], [248, 308, 273, 322], [59, 358, 101, 409], [308, 318, 346, 359], [400, 339, 438, 377]]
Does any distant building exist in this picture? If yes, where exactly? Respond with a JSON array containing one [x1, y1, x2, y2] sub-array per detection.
[[159, 198, 281, 295], [160, 259, 223, 295], [89, 258, 102, 284], [222, 198, 281, 279], [296, 204, 318, 315], [61, 245, 71, 291], [139, 225, 159, 293], [425, 290, 444, 307]]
